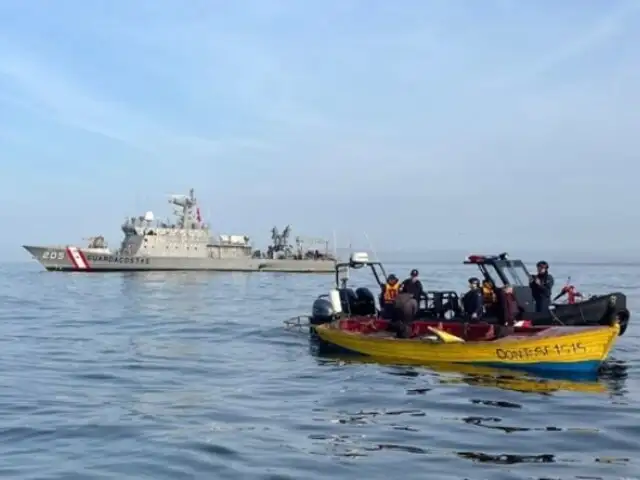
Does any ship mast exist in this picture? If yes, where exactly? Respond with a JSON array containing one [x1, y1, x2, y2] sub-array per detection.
[[168, 188, 202, 229]]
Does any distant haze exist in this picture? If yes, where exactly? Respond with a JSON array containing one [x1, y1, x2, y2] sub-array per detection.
[[1, 1, 639, 261]]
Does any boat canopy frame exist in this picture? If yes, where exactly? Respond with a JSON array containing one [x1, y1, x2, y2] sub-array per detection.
[[334, 252, 388, 290], [464, 252, 533, 288]]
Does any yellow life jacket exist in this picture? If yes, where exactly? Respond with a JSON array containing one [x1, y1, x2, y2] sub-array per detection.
[[482, 284, 496, 303], [383, 283, 400, 304]]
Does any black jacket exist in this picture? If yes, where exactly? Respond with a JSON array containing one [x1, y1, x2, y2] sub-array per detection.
[[462, 289, 483, 317], [400, 278, 424, 301], [530, 273, 554, 301]]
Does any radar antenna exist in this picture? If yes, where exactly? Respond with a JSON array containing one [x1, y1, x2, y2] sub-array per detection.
[[268, 225, 294, 258], [166, 188, 200, 229]]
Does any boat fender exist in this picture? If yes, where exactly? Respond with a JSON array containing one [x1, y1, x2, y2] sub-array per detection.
[[329, 289, 343, 314], [617, 308, 630, 336]]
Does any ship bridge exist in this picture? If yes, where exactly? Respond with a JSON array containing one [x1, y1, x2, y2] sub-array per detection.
[[118, 188, 211, 257]]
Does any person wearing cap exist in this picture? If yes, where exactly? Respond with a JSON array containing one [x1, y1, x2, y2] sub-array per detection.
[[380, 274, 401, 318], [529, 260, 554, 312], [461, 277, 484, 321], [400, 269, 424, 302]]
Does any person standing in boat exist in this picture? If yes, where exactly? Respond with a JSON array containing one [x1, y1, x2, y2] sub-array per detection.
[[496, 285, 518, 325], [481, 279, 498, 315], [380, 274, 401, 318], [529, 260, 554, 312], [389, 269, 424, 337], [494, 285, 520, 337], [399, 269, 424, 302], [462, 277, 484, 321]]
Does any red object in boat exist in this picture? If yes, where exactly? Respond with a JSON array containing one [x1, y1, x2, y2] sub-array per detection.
[[514, 320, 532, 327], [337, 317, 544, 341], [559, 285, 582, 304]]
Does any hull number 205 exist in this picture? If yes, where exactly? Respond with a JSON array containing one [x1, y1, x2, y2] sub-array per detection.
[[42, 251, 65, 260]]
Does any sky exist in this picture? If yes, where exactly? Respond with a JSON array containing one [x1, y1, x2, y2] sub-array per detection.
[[1, 0, 639, 261]]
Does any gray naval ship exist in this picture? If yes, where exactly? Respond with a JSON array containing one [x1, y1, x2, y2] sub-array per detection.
[[23, 189, 337, 273]]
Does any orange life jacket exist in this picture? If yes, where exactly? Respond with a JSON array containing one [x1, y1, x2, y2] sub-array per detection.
[[482, 284, 496, 303], [383, 283, 400, 304]]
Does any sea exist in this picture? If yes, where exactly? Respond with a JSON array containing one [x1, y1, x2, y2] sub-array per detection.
[[0, 256, 638, 480]]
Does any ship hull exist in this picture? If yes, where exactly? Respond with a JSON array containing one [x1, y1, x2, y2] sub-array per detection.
[[23, 245, 336, 273]]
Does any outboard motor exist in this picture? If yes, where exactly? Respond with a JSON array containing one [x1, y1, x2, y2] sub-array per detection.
[[310, 288, 344, 326], [310, 297, 335, 326], [339, 288, 358, 313], [354, 287, 377, 316]]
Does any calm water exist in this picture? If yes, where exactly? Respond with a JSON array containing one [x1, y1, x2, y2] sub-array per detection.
[[0, 259, 638, 480]]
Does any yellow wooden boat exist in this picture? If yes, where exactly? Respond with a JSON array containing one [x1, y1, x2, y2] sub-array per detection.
[[312, 321, 620, 373]]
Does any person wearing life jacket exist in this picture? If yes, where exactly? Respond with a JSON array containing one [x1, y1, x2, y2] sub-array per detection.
[[462, 277, 484, 321], [481, 279, 497, 315], [529, 260, 554, 312], [380, 274, 400, 318], [481, 280, 497, 304]]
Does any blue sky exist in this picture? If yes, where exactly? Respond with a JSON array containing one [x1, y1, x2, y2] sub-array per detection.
[[1, 0, 639, 260]]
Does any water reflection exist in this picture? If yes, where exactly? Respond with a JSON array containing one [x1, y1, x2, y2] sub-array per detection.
[[113, 271, 244, 319], [314, 353, 628, 397], [599, 358, 629, 398], [118, 270, 227, 289]]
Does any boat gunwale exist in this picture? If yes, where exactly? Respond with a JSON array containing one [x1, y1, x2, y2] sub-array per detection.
[[316, 322, 615, 346]]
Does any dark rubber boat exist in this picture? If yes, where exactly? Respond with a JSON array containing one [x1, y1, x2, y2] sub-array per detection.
[[304, 252, 630, 344]]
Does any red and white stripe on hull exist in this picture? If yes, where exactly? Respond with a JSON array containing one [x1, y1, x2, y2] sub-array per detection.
[[514, 320, 532, 327], [66, 246, 91, 270]]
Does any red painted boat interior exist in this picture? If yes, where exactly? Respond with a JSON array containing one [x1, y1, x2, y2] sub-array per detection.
[[337, 317, 548, 341]]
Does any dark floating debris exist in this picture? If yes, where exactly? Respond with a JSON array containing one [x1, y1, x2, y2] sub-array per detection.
[[595, 456, 629, 464], [461, 416, 566, 434], [406, 387, 431, 395], [390, 424, 420, 432], [471, 399, 522, 409], [366, 443, 429, 454], [457, 451, 555, 464], [386, 369, 421, 378]]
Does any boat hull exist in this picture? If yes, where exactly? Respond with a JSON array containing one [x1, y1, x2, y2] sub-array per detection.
[[312, 322, 620, 373], [23, 245, 336, 273]]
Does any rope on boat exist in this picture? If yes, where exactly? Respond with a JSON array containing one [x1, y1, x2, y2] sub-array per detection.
[[549, 308, 566, 326], [283, 315, 311, 329]]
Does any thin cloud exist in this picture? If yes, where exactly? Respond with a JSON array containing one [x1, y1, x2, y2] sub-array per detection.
[[482, 0, 640, 91], [528, 0, 639, 78], [0, 52, 272, 157]]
